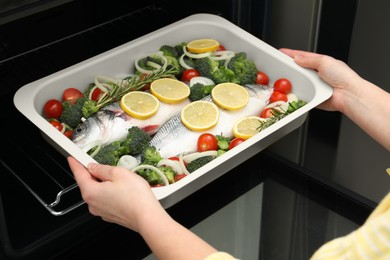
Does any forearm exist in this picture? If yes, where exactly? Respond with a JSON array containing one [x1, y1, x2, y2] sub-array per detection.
[[138, 207, 217, 260], [342, 77, 390, 151]]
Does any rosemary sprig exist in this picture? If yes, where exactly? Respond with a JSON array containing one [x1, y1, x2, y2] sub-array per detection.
[[257, 100, 307, 132], [82, 66, 178, 118]]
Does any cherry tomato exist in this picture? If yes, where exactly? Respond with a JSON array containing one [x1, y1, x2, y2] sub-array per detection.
[[181, 69, 200, 81], [269, 91, 288, 103], [43, 99, 63, 119], [217, 45, 226, 51], [256, 71, 269, 85], [260, 108, 276, 119], [91, 87, 103, 101], [174, 174, 187, 182], [197, 133, 218, 152], [64, 130, 74, 138], [49, 120, 63, 131], [63, 87, 83, 105], [229, 138, 245, 150], [168, 156, 180, 161], [273, 78, 292, 94]]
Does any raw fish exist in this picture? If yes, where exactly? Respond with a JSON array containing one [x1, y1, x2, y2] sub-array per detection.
[[150, 85, 273, 158]]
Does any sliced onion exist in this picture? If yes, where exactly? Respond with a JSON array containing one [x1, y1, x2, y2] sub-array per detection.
[[133, 165, 169, 186], [157, 159, 182, 174], [146, 61, 162, 70], [60, 123, 66, 134], [183, 46, 212, 59], [95, 75, 118, 92], [189, 76, 215, 87], [179, 54, 194, 70], [209, 50, 235, 61], [287, 93, 298, 103], [117, 155, 139, 170], [134, 52, 168, 75], [179, 152, 191, 175], [88, 144, 102, 158], [265, 101, 289, 112], [182, 150, 218, 164]]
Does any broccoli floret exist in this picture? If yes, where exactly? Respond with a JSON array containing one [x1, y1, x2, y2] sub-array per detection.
[[135, 167, 165, 186], [141, 146, 163, 166], [186, 156, 216, 173], [159, 166, 175, 184], [159, 45, 179, 58], [216, 135, 231, 151], [227, 52, 258, 85], [60, 97, 86, 128], [81, 99, 99, 119], [174, 42, 187, 57], [194, 57, 235, 84], [121, 127, 150, 156], [91, 141, 123, 166], [189, 83, 215, 101]]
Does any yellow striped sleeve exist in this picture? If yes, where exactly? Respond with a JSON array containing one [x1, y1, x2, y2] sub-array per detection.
[[311, 192, 390, 259]]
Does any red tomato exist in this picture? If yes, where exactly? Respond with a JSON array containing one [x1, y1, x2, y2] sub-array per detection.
[[197, 133, 218, 152], [256, 71, 270, 85], [181, 69, 200, 81], [269, 91, 288, 103], [64, 130, 74, 138], [63, 88, 83, 105], [260, 108, 276, 119], [273, 78, 292, 94], [43, 99, 63, 119], [168, 156, 180, 161], [91, 87, 103, 101], [174, 174, 187, 182], [50, 120, 63, 131], [217, 45, 226, 51], [229, 138, 245, 150]]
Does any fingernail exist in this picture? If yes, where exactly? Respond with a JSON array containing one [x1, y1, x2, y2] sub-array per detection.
[[87, 162, 98, 170]]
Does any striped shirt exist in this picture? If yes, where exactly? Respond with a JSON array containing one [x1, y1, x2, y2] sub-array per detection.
[[311, 192, 390, 259]]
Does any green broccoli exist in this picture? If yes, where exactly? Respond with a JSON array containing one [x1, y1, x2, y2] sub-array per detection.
[[141, 145, 163, 166], [60, 97, 86, 128], [174, 42, 187, 57], [91, 141, 123, 166], [186, 156, 216, 173], [227, 52, 258, 85], [135, 167, 165, 186], [81, 99, 99, 119], [120, 127, 150, 156], [159, 166, 175, 184], [194, 57, 235, 84], [216, 135, 231, 151], [189, 83, 215, 101], [287, 100, 307, 113], [159, 45, 179, 58]]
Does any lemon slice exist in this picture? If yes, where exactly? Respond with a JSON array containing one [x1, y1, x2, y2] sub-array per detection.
[[186, 39, 220, 53], [150, 78, 190, 104], [181, 100, 219, 131], [120, 91, 159, 119], [211, 82, 249, 110], [233, 116, 267, 139]]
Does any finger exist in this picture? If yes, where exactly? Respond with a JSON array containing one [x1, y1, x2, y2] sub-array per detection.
[[87, 163, 115, 182], [279, 48, 322, 59], [67, 156, 97, 188]]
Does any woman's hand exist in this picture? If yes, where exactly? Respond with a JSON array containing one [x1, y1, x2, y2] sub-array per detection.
[[279, 48, 362, 113], [68, 157, 165, 232]]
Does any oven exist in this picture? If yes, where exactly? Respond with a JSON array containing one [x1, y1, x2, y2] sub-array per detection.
[[0, 0, 382, 259]]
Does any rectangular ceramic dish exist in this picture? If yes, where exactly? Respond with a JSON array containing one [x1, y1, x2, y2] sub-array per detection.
[[14, 13, 332, 208]]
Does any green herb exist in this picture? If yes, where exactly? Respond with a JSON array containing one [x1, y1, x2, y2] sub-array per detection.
[[257, 100, 307, 132]]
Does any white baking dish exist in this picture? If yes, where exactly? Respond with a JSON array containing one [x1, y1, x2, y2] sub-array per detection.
[[13, 13, 332, 208]]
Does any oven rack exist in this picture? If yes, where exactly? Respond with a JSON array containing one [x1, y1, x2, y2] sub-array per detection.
[[0, 4, 180, 216]]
